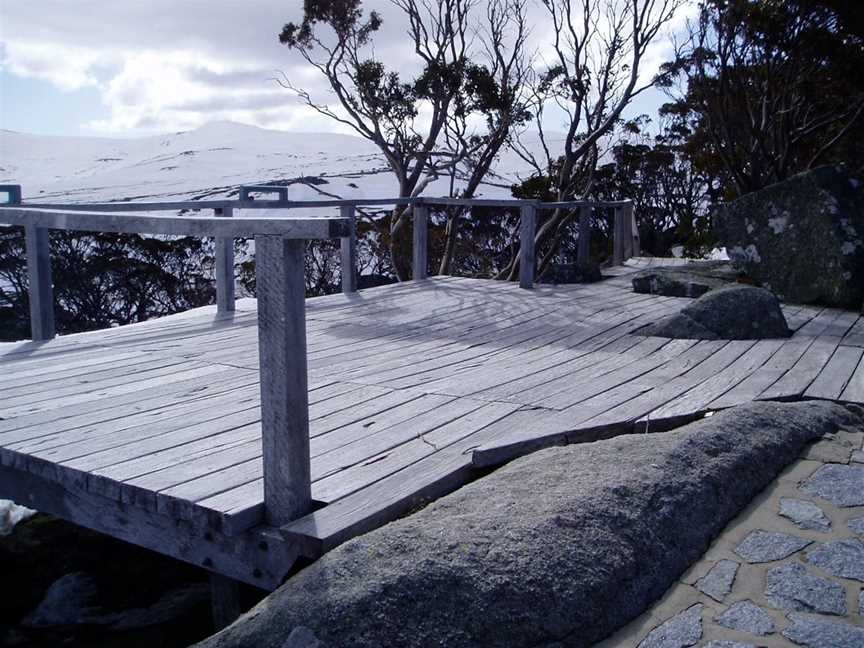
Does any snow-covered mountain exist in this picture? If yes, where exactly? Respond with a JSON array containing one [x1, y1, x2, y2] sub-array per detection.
[[0, 121, 552, 204]]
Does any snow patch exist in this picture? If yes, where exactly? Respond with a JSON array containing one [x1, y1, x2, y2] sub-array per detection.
[[1, 499, 37, 536], [767, 214, 789, 234], [841, 240, 860, 255], [730, 244, 761, 264]]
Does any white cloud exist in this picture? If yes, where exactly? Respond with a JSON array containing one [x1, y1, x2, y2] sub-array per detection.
[[0, 41, 102, 91], [0, 0, 690, 136]]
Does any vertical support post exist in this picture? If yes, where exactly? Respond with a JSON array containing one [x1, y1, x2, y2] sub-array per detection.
[[210, 573, 241, 630], [340, 205, 357, 293], [254, 235, 312, 527], [613, 206, 625, 266], [519, 203, 537, 289], [214, 206, 235, 314], [628, 202, 641, 258], [413, 203, 429, 281], [577, 206, 592, 265], [21, 183, 54, 341]]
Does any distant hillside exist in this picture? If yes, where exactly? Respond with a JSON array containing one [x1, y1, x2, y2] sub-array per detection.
[[0, 121, 554, 204]]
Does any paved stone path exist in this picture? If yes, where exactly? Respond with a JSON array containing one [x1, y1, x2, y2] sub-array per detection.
[[598, 422, 864, 647]]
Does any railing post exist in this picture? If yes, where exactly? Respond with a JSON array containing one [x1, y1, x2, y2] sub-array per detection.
[[577, 206, 592, 265], [15, 183, 56, 341], [628, 202, 641, 258], [413, 203, 428, 280], [340, 205, 357, 293], [613, 206, 625, 266], [519, 203, 537, 289], [254, 235, 312, 527], [214, 206, 235, 314]]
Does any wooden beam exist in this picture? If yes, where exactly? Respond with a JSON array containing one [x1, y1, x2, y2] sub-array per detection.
[[214, 206, 235, 314], [23, 200, 233, 212], [0, 207, 350, 239], [25, 224, 55, 341], [413, 205, 429, 280], [519, 204, 536, 289], [340, 205, 357, 293], [254, 236, 312, 527], [578, 207, 592, 265], [0, 465, 296, 589]]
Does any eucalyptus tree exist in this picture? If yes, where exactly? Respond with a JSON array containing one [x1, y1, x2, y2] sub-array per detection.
[[278, 0, 531, 279], [505, 0, 684, 278], [660, 0, 864, 199]]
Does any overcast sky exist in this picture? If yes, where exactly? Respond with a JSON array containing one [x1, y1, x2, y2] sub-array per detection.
[[0, 0, 691, 139]]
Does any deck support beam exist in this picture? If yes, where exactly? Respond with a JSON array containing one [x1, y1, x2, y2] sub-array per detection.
[[413, 204, 429, 280], [214, 206, 235, 314], [340, 205, 357, 293], [254, 235, 312, 528], [0, 465, 296, 589], [519, 204, 536, 289]]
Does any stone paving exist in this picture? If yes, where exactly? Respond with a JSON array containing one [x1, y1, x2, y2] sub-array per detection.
[[597, 423, 864, 647]]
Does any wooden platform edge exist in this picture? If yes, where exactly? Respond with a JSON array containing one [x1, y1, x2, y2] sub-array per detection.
[[0, 464, 297, 589], [279, 460, 477, 559], [470, 420, 633, 468]]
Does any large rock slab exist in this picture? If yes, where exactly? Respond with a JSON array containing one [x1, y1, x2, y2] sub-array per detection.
[[632, 261, 740, 298], [714, 165, 864, 308], [641, 285, 792, 340], [196, 402, 861, 648]]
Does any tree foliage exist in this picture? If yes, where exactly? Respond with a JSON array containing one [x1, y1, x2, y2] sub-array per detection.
[[661, 0, 864, 198]]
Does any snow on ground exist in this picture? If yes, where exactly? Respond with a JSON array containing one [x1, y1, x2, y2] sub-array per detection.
[[1, 121, 557, 206], [0, 499, 36, 536]]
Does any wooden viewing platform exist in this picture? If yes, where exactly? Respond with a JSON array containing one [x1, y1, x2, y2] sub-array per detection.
[[2, 185, 864, 624]]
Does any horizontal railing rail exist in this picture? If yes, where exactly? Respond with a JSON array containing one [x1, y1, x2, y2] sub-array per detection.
[[0, 207, 349, 238]]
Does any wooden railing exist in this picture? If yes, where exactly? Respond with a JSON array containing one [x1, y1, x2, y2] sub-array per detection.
[[0, 184, 353, 530], [0, 183, 639, 534], [238, 187, 640, 290]]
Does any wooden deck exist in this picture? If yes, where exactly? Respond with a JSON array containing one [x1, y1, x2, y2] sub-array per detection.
[[3, 257, 864, 588]]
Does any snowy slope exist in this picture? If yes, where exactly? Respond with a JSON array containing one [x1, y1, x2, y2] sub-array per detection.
[[0, 121, 554, 204]]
